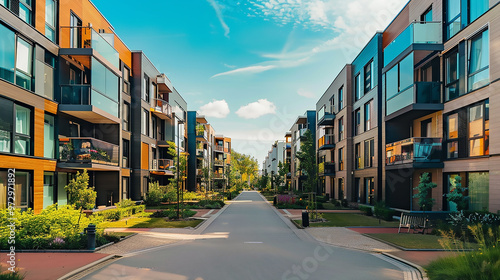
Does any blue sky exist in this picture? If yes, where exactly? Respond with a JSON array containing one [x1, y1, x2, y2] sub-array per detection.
[[93, 0, 407, 164]]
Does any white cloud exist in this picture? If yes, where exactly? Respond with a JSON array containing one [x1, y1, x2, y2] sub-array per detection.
[[297, 88, 315, 98], [207, 0, 231, 38], [236, 99, 276, 119], [197, 100, 230, 118], [211, 65, 276, 78]]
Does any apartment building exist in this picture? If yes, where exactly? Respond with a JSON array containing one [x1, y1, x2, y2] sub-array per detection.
[[130, 52, 187, 200], [0, 0, 192, 212], [284, 132, 292, 188], [351, 33, 384, 206], [316, 65, 352, 200], [290, 111, 316, 192], [187, 112, 231, 192], [262, 140, 285, 185]]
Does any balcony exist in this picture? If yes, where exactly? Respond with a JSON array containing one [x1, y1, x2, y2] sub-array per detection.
[[150, 159, 174, 175], [196, 125, 208, 141], [58, 137, 119, 170], [60, 27, 119, 72], [156, 74, 173, 93], [318, 135, 335, 150], [317, 109, 335, 126], [299, 128, 308, 140], [196, 149, 204, 157], [319, 162, 335, 176], [213, 173, 224, 179], [386, 82, 443, 121], [214, 159, 224, 166], [386, 137, 443, 169], [214, 145, 224, 153], [151, 98, 172, 120], [384, 21, 443, 68], [196, 169, 203, 176], [59, 85, 120, 123]]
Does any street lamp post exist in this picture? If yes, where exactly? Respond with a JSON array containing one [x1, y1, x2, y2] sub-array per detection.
[[175, 115, 184, 220]]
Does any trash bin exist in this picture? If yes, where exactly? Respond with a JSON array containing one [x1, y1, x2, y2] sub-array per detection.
[[302, 211, 309, 227], [85, 224, 96, 250]]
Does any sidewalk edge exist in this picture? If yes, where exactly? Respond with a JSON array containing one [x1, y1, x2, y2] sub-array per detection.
[[56, 254, 119, 280], [382, 252, 429, 280]]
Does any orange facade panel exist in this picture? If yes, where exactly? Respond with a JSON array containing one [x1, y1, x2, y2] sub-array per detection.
[[141, 142, 149, 170], [34, 108, 45, 158], [35, 0, 46, 35], [44, 99, 58, 115]]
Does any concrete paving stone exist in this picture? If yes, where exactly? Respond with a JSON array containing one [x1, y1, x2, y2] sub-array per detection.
[[97, 234, 179, 256]]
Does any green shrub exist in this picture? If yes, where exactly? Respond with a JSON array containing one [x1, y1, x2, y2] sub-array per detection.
[[115, 199, 136, 208], [374, 201, 395, 221], [359, 205, 373, 216], [150, 209, 196, 219], [0, 271, 26, 280]]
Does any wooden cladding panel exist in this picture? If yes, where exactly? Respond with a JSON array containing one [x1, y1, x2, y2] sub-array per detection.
[[412, 112, 443, 138], [383, 5, 410, 49], [489, 82, 500, 156], [121, 168, 130, 177], [33, 169, 43, 214], [35, 0, 46, 35], [44, 99, 58, 115], [34, 108, 44, 158], [141, 142, 149, 170]]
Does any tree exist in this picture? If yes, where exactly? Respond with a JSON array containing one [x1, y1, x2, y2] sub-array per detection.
[[65, 169, 96, 225], [296, 129, 318, 193], [272, 162, 289, 193], [257, 174, 269, 190], [231, 149, 258, 187], [413, 173, 437, 211], [445, 175, 468, 211], [167, 141, 188, 187]]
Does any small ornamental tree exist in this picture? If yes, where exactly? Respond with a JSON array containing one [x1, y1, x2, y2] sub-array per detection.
[[64, 169, 96, 225], [413, 172, 437, 211], [445, 175, 469, 211], [296, 129, 318, 193]]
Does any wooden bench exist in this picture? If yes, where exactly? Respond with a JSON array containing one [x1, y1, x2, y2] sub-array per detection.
[[398, 213, 428, 234]]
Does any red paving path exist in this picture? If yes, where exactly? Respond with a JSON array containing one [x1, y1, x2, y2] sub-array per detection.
[[1, 253, 109, 280], [348, 227, 400, 234]]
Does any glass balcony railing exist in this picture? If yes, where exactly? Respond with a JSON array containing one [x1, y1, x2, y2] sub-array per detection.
[[386, 137, 442, 166], [151, 159, 174, 171], [384, 22, 442, 67], [214, 159, 224, 166], [59, 85, 119, 117], [214, 145, 224, 152], [59, 137, 119, 166], [386, 82, 441, 116], [318, 135, 335, 149], [319, 161, 335, 175], [60, 27, 119, 68], [196, 125, 207, 139], [152, 98, 172, 118]]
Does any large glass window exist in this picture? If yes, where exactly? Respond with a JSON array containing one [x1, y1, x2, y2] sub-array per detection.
[[0, 0, 7, 7], [468, 172, 489, 211], [45, 0, 56, 42], [142, 109, 149, 136], [469, 0, 488, 23], [143, 75, 150, 102], [338, 86, 344, 109], [446, 113, 459, 158], [123, 139, 129, 168], [57, 173, 68, 206], [386, 65, 399, 100], [1, 170, 30, 209], [364, 139, 374, 168], [123, 102, 130, 131], [364, 101, 371, 131], [469, 101, 489, 156], [338, 148, 344, 171], [446, 0, 461, 39], [15, 105, 31, 155], [399, 54, 414, 90], [19, 0, 32, 25], [445, 49, 460, 101], [338, 117, 344, 141], [43, 172, 55, 209], [44, 114, 55, 158], [15, 38, 32, 90], [468, 29, 489, 91], [421, 6, 432, 22], [0, 24, 16, 83], [354, 109, 360, 136], [0, 98, 13, 153], [122, 66, 130, 94], [364, 60, 373, 93], [355, 143, 362, 169], [355, 74, 362, 101]]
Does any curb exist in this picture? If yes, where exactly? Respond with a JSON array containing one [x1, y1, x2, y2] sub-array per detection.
[[382, 252, 429, 280], [56, 254, 120, 280], [361, 233, 475, 252]]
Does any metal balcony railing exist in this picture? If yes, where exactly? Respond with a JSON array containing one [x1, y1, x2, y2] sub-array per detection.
[[59, 137, 119, 166], [386, 137, 442, 166]]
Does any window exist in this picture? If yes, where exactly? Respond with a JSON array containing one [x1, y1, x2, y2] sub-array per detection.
[[364, 60, 373, 93], [143, 75, 150, 102], [446, 113, 459, 158], [338, 117, 344, 141], [469, 0, 488, 23], [70, 13, 82, 48], [44, 114, 55, 158], [468, 29, 489, 91], [15, 38, 33, 90], [123, 139, 129, 168], [122, 177, 129, 200], [338, 86, 344, 109], [354, 109, 361, 136], [43, 172, 55, 209], [468, 172, 489, 211], [446, 0, 461, 39], [0, 0, 7, 7], [317, 106, 325, 121], [122, 102, 130, 131], [364, 139, 374, 168], [329, 97, 335, 114], [122, 66, 130, 94], [0, 170, 30, 209], [355, 73, 362, 101], [421, 6, 432, 22], [445, 100, 489, 159], [355, 143, 362, 169], [14, 105, 31, 155], [338, 178, 345, 200], [385, 54, 414, 100], [338, 148, 344, 171], [445, 49, 460, 101], [151, 83, 157, 101], [19, 0, 32, 25], [141, 109, 149, 136], [364, 101, 372, 131], [0, 24, 16, 84], [45, 0, 56, 42], [152, 115, 157, 139]]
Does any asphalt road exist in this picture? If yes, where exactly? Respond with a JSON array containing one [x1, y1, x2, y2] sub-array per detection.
[[82, 191, 404, 280]]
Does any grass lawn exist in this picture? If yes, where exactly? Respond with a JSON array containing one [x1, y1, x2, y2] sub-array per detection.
[[295, 213, 400, 227], [264, 195, 274, 202], [105, 232, 135, 238], [367, 233, 480, 250], [99, 213, 203, 229]]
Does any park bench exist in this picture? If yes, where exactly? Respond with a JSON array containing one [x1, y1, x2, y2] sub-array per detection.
[[398, 213, 428, 234]]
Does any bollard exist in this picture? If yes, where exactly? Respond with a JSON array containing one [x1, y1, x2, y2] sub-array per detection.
[[86, 224, 96, 250], [273, 196, 277, 206], [302, 211, 309, 227]]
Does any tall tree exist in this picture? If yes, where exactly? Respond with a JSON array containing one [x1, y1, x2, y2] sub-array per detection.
[[413, 172, 437, 211], [167, 141, 188, 188], [296, 129, 318, 193], [231, 149, 258, 186]]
